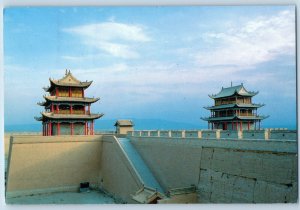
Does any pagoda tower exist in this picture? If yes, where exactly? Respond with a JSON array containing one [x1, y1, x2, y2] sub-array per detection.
[[201, 83, 268, 131], [35, 70, 103, 136]]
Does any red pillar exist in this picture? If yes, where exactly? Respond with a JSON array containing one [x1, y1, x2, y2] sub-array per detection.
[[225, 122, 227, 130], [84, 122, 87, 135], [69, 87, 72, 97], [91, 121, 94, 135], [51, 104, 54, 112], [240, 121, 242, 131], [88, 105, 90, 115], [235, 122, 238, 130], [56, 104, 59, 114], [70, 104, 73, 114], [247, 121, 250, 130]]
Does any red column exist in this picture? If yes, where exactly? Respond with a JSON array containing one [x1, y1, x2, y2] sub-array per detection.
[[235, 122, 238, 130], [51, 104, 54, 112], [56, 105, 59, 114], [87, 123, 89, 135], [240, 121, 242, 131], [84, 122, 87, 135], [91, 121, 94, 135], [70, 104, 73, 114], [225, 122, 227, 130], [88, 105, 90, 115]]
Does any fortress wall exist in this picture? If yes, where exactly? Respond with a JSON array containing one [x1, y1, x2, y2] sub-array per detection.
[[269, 130, 297, 140], [99, 135, 142, 203], [201, 130, 220, 139], [129, 129, 297, 141], [242, 130, 268, 140], [219, 130, 242, 139], [6, 135, 103, 198], [130, 136, 298, 203], [4, 132, 41, 158]]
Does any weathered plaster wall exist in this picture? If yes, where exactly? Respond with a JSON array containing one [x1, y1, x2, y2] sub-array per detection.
[[6, 135, 103, 198], [130, 137, 298, 203]]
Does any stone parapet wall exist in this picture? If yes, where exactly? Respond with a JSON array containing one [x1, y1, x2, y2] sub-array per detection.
[[127, 129, 297, 141]]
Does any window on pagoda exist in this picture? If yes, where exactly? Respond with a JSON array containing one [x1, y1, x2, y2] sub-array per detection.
[[72, 88, 83, 98], [59, 105, 71, 114], [73, 105, 85, 115], [58, 87, 69, 97]]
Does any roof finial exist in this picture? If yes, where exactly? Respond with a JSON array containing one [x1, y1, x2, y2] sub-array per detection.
[[65, 69, 68, 75]]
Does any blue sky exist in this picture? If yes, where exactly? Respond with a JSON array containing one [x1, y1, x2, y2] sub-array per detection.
[[4, 6, 296, 130]]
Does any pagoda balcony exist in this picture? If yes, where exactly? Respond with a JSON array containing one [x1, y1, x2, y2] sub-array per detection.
[[48, 110, 91, 115], [212, 113, 256, 118]]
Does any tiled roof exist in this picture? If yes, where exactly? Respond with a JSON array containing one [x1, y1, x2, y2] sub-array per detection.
[[209, 84, 258, 99], [204, 103, 264, 110], [114, 120, 134, 126]]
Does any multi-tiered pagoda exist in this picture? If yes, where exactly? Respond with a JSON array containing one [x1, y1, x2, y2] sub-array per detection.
[[201, 83, 268, 131], [35, 70, 103, 136]]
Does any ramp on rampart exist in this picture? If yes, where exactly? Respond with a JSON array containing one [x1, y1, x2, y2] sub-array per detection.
[[117, 138, 164, 194]]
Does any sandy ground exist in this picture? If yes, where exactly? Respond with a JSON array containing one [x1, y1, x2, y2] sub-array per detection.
[[6, 190, 117, 204]]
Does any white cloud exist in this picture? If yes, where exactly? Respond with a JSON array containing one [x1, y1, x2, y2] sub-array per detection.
[[63, 22, 151, 59], [196, 10, 295, 69]]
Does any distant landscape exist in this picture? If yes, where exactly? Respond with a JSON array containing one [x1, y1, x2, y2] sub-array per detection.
[[5, 118, 296, 132]]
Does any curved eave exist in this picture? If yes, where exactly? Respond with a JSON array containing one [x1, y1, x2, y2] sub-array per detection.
[[208, 91, 259, 99], [41, 112, 104, 120], [37, 101, 46, 106], [201, 115, 268, 122], [44, 96, 100, 103], [34, 116, 43, 121], [49, 78, 93, 89], [205, 103, 264, 110]]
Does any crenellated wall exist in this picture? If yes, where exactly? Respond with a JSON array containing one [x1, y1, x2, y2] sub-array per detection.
[[128, 129, 297, 141]]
